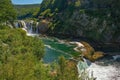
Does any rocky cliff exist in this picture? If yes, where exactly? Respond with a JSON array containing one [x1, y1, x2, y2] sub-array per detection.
[[37, 0, 120, 43]]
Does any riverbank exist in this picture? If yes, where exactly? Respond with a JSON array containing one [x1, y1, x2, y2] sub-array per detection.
[[46, 33, 120, 53]]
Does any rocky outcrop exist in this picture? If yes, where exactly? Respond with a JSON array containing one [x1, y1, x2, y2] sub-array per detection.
[[81, 41, 104, 61], [70, 41, 104, 61], [67, 11, 118, 42], [37, 20, 50, 34], [38, 0, 120, 43]]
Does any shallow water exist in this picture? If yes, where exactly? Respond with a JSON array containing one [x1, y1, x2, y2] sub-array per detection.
[[41, 37, 79, 63]]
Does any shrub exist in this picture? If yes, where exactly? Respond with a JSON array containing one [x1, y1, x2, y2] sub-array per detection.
[[0, 28, 44, 60]]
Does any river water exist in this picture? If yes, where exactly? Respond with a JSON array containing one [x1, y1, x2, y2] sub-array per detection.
[[42, 37, 120, 80], [41, 37, 78, 63], [87, 57, 120, 80]]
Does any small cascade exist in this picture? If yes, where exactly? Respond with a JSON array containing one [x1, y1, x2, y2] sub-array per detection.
[[36, 22, 39, 33], [14, 22, 19, 28], [87, 55, 120, 80], [76, 54, 120, 80], [21, 20, 27, 29], [14, 20, 40, 36], [77, 60, 88, 75], [28, 23, 33, 33]]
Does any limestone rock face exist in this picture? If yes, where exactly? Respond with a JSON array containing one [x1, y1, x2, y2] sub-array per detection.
[[39, 0, 120, 43], [69, 11, 119, 42]]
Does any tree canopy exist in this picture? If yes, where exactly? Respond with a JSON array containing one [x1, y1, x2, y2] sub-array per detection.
[[14, 4, 40, 19], [0, 0, 16, 22]]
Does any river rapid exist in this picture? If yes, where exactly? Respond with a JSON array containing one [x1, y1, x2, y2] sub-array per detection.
[[42, 37, 120, 80]]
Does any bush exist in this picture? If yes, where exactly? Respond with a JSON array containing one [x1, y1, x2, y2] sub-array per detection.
[[0, 24, 11, 29], [0, 28, 44, 60]]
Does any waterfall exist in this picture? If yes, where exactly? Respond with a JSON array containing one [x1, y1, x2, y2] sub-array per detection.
[[14, 22, 19, 28], [77, 61, 88, 74], [76, 58, 96, 80], [28, 23, 33, 33], [77, 59, 89, 76], [20, 20, 27, 29], [36, 22, 39, 33], [14, 20, 39, 36]]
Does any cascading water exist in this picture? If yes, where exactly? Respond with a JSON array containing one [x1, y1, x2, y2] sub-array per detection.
[[86, 55, 120, 80], [36, 22, 39, 33], [76, 55, 120, 80], [77, 60, 88, 75], [14, 20, 39, 36], [20, 20, 27, 29], [71, 41, 120, 80], [28, 23, 33, 33], [14, 21, 19, 28]]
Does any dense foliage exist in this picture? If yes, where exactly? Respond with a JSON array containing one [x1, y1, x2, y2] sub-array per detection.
[[0, 25, 44, 60], [37, 0, 120, 42], [0, 25, 95, 79], [0, 0, 16, 22], [14, 4, 40, 19]]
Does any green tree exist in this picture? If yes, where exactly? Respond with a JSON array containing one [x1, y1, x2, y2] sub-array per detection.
[[0, 0, 16, 22], [58, 56, 66, 80], [57, 56, 79, 80], [0, 53, 51, 80]]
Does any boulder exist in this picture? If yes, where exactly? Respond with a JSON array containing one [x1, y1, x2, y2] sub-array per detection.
[[81, 41, 104, 61], [37, 20, 49, 34], [92, 51, 104, 60]]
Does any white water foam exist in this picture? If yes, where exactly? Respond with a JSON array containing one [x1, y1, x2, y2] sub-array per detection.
[[26, 33, 39, 37], [113, 55, 120, 60], [87, 62, 120, 80]]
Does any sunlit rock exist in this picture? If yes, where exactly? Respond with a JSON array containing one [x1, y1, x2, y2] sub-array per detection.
[[92, 51, 104, 60]]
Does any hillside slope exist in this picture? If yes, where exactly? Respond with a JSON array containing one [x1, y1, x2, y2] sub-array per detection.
[[14, 4, 40, 19], [37, 0, 120, 43]]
